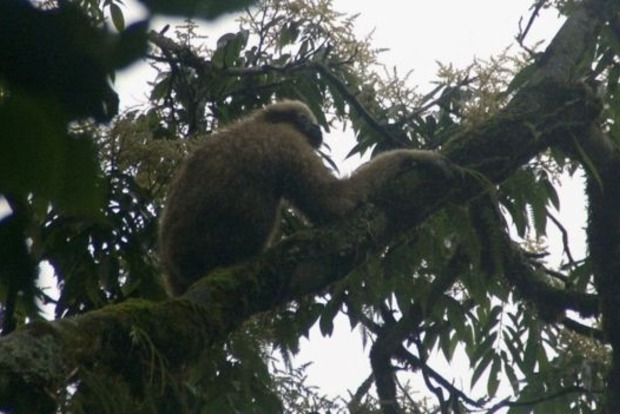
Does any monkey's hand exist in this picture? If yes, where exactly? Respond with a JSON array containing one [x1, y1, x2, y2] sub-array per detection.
[[351, 149, 456, 203], [371, 149, 456, 182], [398, 149, 455, 180]]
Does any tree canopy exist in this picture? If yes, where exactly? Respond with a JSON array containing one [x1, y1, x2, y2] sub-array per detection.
[[0, 0, 619, 413]]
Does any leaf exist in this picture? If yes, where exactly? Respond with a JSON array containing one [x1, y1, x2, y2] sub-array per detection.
[[601, 24, 620, 59], [471, 351, 493, 389], [318, 296, 342, 337], [212, 30, 249, 68], [277, 22, 300, 49], [0, 1, 124, 121], [472, 331, 497, 363], [112, 20, 148, 69], [504, 331, 523, 366], [528, 201, 547, 238], [135, 0, 254, 19], [439, 326, 452, 362], [58, 133, 105, 214], [150, 76, 172, 101], [541, 176, 560, 211], [445, 297, 469, 340], [110, 3, 125, 31], [504, 362, 520, 394], [297, 302, 324, 339], [502, 196, 527, 237], [523, 328, 540, 372], [0, 94, 103, 215], [487, 355, 501, 396]]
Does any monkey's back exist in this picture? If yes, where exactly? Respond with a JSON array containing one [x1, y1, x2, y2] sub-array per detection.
[[159, 117, 317, 295]]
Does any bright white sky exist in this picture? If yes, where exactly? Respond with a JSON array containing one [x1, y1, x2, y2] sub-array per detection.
[[115, 0, 585, 407]]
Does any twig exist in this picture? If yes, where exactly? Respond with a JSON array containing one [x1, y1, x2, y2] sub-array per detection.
[[548, 212, 577, 266]]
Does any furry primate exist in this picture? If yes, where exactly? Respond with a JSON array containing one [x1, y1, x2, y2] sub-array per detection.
[[159, 100, 447, 295]]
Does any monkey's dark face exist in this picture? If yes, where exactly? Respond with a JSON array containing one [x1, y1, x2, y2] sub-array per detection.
[[295, 116, 323, 148], [263, 103, 323, 149]]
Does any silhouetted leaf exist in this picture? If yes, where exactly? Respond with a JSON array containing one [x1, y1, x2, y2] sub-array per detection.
[[136, 0, 254, 19]]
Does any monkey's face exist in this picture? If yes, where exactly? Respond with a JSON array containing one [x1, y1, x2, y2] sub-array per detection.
[[299, 119, 323, 148], [261, 101, 323, 149], [262, 100, 323, 148]]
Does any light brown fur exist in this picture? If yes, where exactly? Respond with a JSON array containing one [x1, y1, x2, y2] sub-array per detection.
[[159, 100, 446, 295]]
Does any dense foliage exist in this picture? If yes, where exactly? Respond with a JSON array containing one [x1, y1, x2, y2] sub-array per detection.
[[1, 0, 620, 413]]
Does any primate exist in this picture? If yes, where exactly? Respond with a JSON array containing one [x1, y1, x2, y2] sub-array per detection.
[[159, 100, 445, 295]]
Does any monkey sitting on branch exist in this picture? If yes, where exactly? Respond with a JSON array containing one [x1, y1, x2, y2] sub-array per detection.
[[159, 100, 448, 295]]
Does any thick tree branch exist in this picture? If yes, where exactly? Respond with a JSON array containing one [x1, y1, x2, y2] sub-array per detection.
[[586, 141, 620, 411], [472, 195, 600, 320], [370, 305, 428, 414], [562, 316, 605, 341], [528, 0, 600, 84]]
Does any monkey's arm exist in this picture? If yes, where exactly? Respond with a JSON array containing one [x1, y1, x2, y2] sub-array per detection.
[[279, 140, 358, 224], [350, 149, 452, 198], [282, 147, 451, 225]]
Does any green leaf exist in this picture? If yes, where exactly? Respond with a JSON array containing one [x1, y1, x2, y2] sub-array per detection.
[[439, 326, 452, 361], [572, 136, 603, 190], [471, 351, 493, 389], [58, 134, 104, 213], [487, 355, 501, 396], [0, 0, 120, 121], [110, 3, 125, 31], [277, 22, 300, 49], [112, 20, 149, 69], [150, 76, 172, 101], [0, 94, 103, 215], [523, 328, 540, 372], [212, 31, 249, 68], [502, 196, 527, 237], [318, 296, 342, 337], [445, 297, 468, 340], [542, 176, 560, 210], [504, 362, 519, 394], [528, 203, 547, 238], [472, 331, 497, 363]]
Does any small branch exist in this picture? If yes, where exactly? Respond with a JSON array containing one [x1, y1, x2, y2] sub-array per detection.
[[348, 373, 374, 414], [312, 62, 403, 147], [394, 375, 425, 414], [562, 316, 605, 342], [369, 304, 424, 414], [492, 215, 599, 319], [399, 343, 482, 410], [487, 385, 598, 414], [528, 2, 601, 84], [369, 304, 482, 411], [548, 212, 577, 266], [516, 0, 548, 56]]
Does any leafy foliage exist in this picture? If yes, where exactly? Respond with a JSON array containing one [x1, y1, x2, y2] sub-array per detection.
[[0, 0, 617, 412]]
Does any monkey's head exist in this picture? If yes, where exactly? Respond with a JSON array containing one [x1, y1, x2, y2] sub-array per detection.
[[261, 100, 323, 148]]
